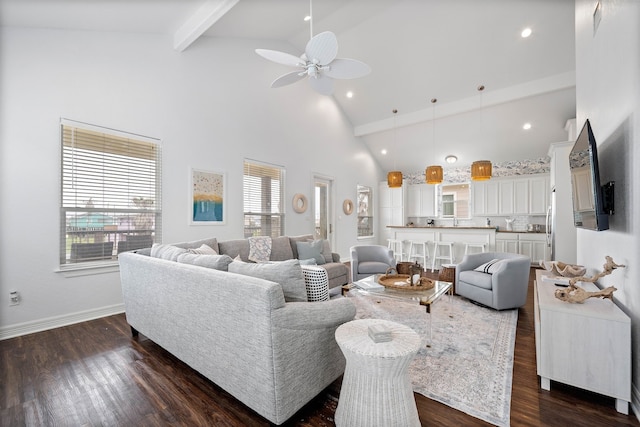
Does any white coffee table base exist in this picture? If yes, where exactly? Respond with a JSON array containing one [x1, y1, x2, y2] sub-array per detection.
[[335, 319, 421, 427]]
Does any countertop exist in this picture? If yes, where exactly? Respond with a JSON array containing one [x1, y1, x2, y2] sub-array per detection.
[[387, 225, 546, 233]]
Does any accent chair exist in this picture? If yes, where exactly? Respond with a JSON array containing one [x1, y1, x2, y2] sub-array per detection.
[[350, 245, 397, 282]]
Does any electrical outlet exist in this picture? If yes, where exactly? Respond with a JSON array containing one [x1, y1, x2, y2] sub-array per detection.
[[10, 291, 20, 306]]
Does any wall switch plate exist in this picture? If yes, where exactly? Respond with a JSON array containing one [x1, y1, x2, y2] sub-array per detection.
[[10, 291, 20, 306]]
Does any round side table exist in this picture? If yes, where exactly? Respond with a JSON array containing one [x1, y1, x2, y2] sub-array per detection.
[[334, 319, 421, 427]]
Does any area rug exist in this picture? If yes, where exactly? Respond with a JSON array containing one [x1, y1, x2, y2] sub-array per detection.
[[348, 292, 518, 427]]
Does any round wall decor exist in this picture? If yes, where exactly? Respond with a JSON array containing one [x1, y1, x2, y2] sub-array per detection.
[[292, 193, 308, 213], [343, 199, 354, 215]]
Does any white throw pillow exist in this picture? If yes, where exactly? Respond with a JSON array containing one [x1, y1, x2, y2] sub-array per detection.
[[229, 259, 307, 302], [474, 259, 505, 274], [187, 243, 218, 255], [150, 244, 188, 261]]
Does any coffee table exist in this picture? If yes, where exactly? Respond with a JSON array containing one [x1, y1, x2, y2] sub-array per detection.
[[344, 274, 453, 346]]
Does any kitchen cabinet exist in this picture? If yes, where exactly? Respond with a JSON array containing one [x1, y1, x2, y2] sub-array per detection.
[[472, 174, 549, 216], [406, 183, 436, 217], [496, 232, 549, 263], [379, 182, 406, 244], [534, 269, 630, 414]]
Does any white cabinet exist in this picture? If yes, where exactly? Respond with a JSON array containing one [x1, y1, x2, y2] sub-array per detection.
[[406, 183, 435, 217], [473, 174, 549, 216], [472, 180, 499, 215], [496, 233, 519, 254], [529, 175, 549, 215], [496, 232, 549, 262], [379, 182, 406, 244], [534, 270, 631, 414]]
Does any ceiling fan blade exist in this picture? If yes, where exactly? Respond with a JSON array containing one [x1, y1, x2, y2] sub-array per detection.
[[308, 74, 335, 96], [305, 31, 338, 66], [271, 71, 306, 88], [255, 49, 303, 67], [324, 58, 372, 79]]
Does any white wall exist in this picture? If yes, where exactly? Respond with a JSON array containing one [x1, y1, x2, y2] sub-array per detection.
[[0, 28, 382, 337], [575, 0, 640, 413]]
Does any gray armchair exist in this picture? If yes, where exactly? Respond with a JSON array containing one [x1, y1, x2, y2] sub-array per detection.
[[350, 245, 397, 282], [455, 252, 530, 310]]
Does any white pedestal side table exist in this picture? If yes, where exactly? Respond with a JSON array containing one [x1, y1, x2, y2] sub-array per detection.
[[335, 319, 421, 427]]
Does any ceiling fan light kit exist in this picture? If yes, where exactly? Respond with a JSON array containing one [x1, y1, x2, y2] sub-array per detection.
[[255, 0, 370, 95]]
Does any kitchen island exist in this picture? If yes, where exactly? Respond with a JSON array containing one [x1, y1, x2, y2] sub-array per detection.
[[387, 225, 497, 268]]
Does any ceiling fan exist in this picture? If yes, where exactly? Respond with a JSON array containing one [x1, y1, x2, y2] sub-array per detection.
[[255, 1, 371, 96]]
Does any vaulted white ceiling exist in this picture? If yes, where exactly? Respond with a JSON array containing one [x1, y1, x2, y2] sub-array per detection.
[[0, 0, 576, 174]]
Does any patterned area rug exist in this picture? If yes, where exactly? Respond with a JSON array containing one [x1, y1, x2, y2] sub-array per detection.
[[348, 292, 518, 427]]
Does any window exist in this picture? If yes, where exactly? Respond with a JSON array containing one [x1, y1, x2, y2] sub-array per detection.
[[439, 183, 470, 218], [243, 160, 284, 238], [357, 185, 373, 238], [60, 119, 161, 268]]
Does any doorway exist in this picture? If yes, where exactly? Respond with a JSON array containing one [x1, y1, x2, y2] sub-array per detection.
[[314, 176, 334, 246]]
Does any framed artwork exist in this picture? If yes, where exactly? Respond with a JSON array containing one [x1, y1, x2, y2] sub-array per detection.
[[190, 168, 225, 225]]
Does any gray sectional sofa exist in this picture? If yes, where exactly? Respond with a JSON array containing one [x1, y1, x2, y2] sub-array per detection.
[[118, 235, 355, 425]]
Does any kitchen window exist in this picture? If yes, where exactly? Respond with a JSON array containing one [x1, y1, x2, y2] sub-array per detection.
[[439, 183, 470, 218]]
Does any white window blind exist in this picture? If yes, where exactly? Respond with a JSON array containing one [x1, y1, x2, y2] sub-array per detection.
[[60, 119, 161, 267], [243, 160, 284, 238]]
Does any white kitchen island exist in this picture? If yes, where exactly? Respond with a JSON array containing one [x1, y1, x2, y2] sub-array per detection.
[[386, 226, 497, 268]]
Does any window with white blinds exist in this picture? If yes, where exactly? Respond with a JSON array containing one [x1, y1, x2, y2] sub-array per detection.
[[243, 160, 284, 238], [60, 119, 161, 267]]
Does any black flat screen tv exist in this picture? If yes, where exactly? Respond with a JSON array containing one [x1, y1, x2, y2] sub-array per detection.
[[569, 119, 611, 231]]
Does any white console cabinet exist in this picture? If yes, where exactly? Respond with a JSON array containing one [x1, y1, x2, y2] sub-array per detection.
[[534, 270, 631, 414]]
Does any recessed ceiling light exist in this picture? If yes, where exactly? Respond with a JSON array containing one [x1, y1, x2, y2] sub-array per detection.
[[521, 28, 532, 38], [523, 123, 532, 130], [304, 15, 311, 22], [381, 149, 388, 155], [346, 91, 354, 98], [445, 155, 458, 164]]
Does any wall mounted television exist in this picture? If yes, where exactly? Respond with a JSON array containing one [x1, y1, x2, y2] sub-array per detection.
[[569, 119, 614, 231]]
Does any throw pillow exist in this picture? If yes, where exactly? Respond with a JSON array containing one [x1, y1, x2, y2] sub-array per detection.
[[301, 265, 330, 302], [228, 259, 307, 302], [474, 259, 505, 274], [296, 240, 326, 265], [177, 253, 233, 271], [248, 236, 272, 262], [187, 244, 218, 255], [150, 244, 188, 261], [321, 239, 333, 264]]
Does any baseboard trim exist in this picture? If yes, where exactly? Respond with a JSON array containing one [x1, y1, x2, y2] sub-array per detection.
[[0, 304, 125, 340]]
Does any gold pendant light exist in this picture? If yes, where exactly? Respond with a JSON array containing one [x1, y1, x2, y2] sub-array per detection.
[[471, 160, 492, 181], [387, 109, 403, 188], [471, 85, 492, 181], [425, 98, 442, 184]]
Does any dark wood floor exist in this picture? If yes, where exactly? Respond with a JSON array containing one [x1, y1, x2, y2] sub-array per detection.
[[1, 268, 637, 426]]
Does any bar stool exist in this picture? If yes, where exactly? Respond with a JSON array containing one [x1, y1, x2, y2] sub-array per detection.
[[431, 241, 454, 272], [387, 239, 406, 262], [464, 243, 487, 256], [408, 241, 430, 269]]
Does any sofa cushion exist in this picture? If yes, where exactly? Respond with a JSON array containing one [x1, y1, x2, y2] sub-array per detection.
[[150, 244, 188, 261], [474, 259, 505, 274], [296, 240, 326, 265], [176, 253, 233, 271], [218, 239, 250, 261], [321, 240, 333, 264], [459, 270, 493, 290], [229, 259, 308, 302], [358, 261, 392, 275]]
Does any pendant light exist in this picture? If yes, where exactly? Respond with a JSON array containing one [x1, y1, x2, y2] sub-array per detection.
[[387, 109, 403, 188], [425, 98, 443, 184], [471, 85, 492, 181]]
